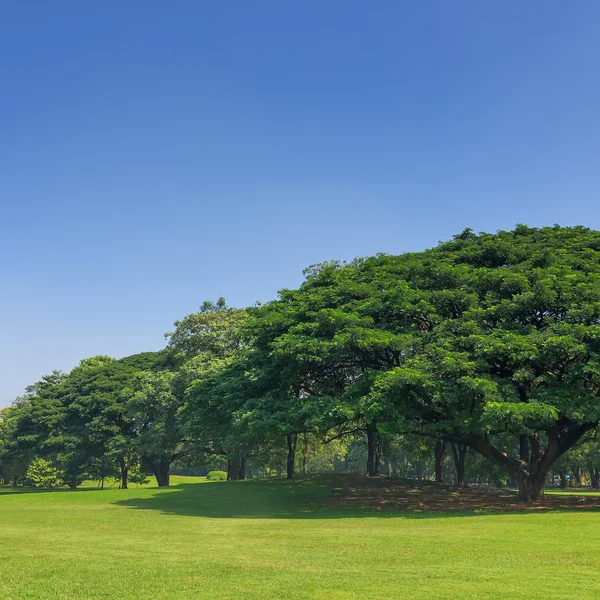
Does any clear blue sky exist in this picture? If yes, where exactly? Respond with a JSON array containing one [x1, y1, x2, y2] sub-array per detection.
[[2, 1, 600, 406]]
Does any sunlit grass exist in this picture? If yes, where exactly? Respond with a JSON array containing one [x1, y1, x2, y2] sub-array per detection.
[[78, 474, 204, 489], [546, 488, 600, 496], [1, 476, 600, 599]]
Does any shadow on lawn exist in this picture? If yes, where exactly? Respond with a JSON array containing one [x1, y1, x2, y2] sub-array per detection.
[[113, 475, 600, 520], [116, 477, 340, 519]]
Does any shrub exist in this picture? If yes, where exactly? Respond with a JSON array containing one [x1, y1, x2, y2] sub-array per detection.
[[206, 470, 227, 481], [25, 458, 61, 488]]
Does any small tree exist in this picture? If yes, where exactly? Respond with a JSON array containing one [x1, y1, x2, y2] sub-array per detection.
[[25, 458, 60, 488], [128, 461, 150, 487]]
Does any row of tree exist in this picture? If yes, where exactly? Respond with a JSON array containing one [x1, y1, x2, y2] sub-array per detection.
[[2, 225, 600, 501]]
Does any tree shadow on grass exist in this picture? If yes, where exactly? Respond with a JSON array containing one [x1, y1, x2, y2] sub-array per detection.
[[116, 477, 337, 519], [113, 475, 600, 520]]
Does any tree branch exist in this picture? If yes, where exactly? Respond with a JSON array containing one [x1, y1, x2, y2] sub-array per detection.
[[324, 428, 364, 444]]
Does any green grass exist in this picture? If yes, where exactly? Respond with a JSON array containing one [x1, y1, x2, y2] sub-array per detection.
[[547, 488, 600, 496], [1, 476, 600, 599]]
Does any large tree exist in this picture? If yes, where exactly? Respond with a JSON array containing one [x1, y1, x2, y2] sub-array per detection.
[[126, 370, 187, 487], [166, 299, 251, 481], [252, 225, 600, 499], [368, 225, 600, 499], [247, 261, 424, 476]]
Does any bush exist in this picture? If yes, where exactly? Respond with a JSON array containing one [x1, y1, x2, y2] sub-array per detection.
[[206, 470, 227, 481], [25, 458, 61, 488]]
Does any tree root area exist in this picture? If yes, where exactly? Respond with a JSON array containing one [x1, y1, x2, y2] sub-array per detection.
[[326, 476, 600, 513]]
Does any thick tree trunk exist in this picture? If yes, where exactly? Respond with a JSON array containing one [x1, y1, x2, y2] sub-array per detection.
[[286, 433, 298, 480], [516, 471, 547, 501], [227, 456, 247, 481], [518, 477, 546, 501], [434, 440, 447, 483], [152, 459, 170, 487], [366, 423, 378, 476], [593, 468, 600, 490], [227, 458, 237, 481], [302, 433, 310, 474], [468, 421, 595, 502], [451, 443, 468, 487], [12, 476, 17, 488]]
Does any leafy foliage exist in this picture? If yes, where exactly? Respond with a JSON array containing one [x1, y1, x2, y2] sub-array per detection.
[[206, 470, 227, 481], [25, 458, 60, 488], [3, 226, 600, 500]]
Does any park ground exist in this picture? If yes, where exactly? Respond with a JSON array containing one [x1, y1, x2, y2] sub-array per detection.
[[1, 475, 600, 599]]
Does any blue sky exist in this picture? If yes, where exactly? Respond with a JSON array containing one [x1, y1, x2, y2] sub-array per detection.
[[2, 1, 600, 405]]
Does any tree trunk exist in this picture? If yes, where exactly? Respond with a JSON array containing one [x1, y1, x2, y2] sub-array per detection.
[[468, 421, 595, 502], [519, 434, 529, 463], [12, 476, 17, 488], [559, 469, 567, 488], [302, 433, 310, 474], [227, 458, 237, 481], [120, 458, 129, 490], [415, 462, 424, 481], [152, 459, 170, 487], [518, 477, 546, 502], [594, 468, 600, 490], [227, 456, 247, 481], [286, 433, 298, 479], [434, 440, 447, 483], [366, 423, 378, 476], [375, 433, 383, 475], [451, 443, 468, 487]]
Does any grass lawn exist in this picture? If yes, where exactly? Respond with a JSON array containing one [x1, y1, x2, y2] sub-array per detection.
[[1, 476, 600, 599]]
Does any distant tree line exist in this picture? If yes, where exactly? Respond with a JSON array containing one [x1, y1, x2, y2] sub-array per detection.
[[2, 225, 600, 501]]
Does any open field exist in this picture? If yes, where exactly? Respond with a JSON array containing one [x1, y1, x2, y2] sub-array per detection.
[[2, 476, 600, 600]]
